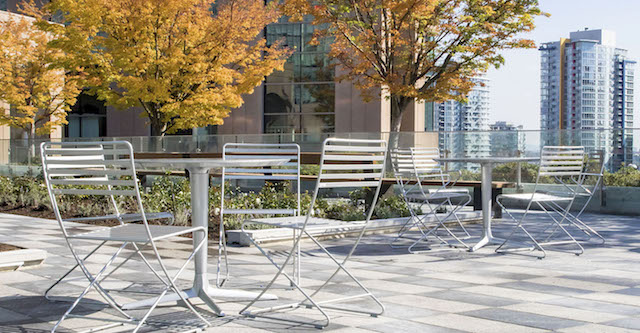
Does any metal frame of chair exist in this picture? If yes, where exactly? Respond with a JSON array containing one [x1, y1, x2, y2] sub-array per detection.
[[496, 146, 587, 258], [238, 138, 387, 329], [41, 141, 210, 333], [390, 147, 472, 253], [217, 143, 301, 287]]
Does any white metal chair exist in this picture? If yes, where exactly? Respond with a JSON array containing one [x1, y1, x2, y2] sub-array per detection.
[[217, 143, 301, 287], [239, 138, 387, 328], [390, 147, 472, 253], [41, 141, 210, 332], [496, 146, 587, 258]]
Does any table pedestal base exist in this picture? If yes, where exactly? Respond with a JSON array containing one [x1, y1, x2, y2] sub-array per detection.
[[470, 235, 506, 252]]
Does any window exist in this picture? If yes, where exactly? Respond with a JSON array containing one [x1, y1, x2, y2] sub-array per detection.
[[264, 21, 335, 133], [65, 92, 107, 138]]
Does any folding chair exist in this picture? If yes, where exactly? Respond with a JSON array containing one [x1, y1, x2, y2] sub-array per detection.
[[41, 141, 210, 332], [496, 146, 587, 258], [389, 147, 472, 253], [239, 138, 387, 328], [217, 143, 301, 287]]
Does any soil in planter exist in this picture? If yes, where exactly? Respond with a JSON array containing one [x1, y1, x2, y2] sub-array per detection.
[[0, 205, 222, 240], [0, 243, 23, 252]]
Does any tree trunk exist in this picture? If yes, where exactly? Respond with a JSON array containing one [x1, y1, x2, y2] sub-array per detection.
[[145, 103, 167, 152], [389, 95, 410, 149], [27, 124, 35, 166]]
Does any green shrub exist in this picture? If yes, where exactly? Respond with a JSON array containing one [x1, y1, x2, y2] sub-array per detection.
[[604, 166, 640, 187]]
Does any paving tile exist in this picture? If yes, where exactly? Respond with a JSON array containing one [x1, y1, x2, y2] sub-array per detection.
[[502, 302, 626, 323], [378, 302, 442, 320], [456, 285, 560, 302], [380, 295, 488, 313], [578, 292, 640, 307], [422, 272, 514, 285], [612, 287, 640, 297], [494, 281, 593, 297], [414, 313, 548, 333], [559, 273, 640, 288], [527, 276, 627, 292], [385, 275, 478, 289], [462, 308, 586, 330], [359, 319, 467, 333], [421, 290, 520, 307], [558, 323, 640, 333], [603, 317, 640, 330], [541, 297, 640, 316]]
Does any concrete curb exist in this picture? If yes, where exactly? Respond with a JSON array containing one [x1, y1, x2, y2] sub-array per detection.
[[0, 248, 47, 271], [227, 211, 482, 247]]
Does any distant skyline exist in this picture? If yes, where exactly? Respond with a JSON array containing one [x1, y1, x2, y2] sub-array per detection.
[[487, 0, 640, 130]]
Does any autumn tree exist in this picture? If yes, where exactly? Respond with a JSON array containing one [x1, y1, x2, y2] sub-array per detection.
[[31, 0, 291, 136], [0, 13, 80, 158], [284, 0, 546, 136]]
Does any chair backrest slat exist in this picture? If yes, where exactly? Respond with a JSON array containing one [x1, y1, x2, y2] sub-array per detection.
[[539, 146, 585, 177], [42, 142, 139, 198], [222, 143, 301, 217], [318, 139, 387, 191]]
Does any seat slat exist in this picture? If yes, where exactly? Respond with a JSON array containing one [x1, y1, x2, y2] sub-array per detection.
[[323, 155, 385, 161], [321, 164, 384, 171], [45, 148, 130, 156], [324, 145, 386, 152], [53, 189, 137, 196], [320, 172, 381, 180], [50, 179, 136, 186], [318, 181, 380, 188], [226, 175, 298, 180], [48, 169, 131, 177]]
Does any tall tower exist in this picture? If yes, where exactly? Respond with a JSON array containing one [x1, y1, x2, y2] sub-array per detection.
[[540, 29, 635, 169], [430, 77, 491, 171]]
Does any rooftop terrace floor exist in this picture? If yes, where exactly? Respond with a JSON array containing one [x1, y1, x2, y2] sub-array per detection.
[[1, 211, 640, 332]]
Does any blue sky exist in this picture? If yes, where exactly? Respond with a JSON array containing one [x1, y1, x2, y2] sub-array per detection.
[[486, 0, 640, 130]]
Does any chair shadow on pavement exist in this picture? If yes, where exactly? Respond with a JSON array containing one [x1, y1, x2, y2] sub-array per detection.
[[0, 295, 104, 332]]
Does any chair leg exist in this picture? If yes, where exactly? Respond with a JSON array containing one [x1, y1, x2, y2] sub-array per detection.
[[240, 225, 331, 329], [495, 200, 546, 259], [303, 232, 385, 316], [45, 241, 107, 301], [216, 219, 230, 288], [133, 230, 211, 332], [52, 243, 129, 332]]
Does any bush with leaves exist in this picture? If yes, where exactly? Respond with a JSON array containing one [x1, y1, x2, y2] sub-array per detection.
[[604, 166, 640, 187]]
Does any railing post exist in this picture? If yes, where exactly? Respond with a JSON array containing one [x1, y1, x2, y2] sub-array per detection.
[[516, 162, 522, 191]]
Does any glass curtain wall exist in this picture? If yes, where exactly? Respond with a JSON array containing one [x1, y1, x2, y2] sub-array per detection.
[[264, 16, 335, 134]]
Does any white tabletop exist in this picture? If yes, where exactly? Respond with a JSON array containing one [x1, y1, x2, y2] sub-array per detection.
[[436, 157, 539, 164], [135, 158, 290, 169]]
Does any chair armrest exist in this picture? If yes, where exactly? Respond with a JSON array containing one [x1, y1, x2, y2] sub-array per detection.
[[582, 172, 603, 177]]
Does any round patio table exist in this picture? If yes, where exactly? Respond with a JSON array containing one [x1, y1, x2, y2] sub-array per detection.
[[436, 157, 539, 252], [125, 158, 290, 316]]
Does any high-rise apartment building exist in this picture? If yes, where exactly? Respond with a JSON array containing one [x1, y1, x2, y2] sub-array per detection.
[[428, 77, 491, 171], [540, 29, 635, 169], [489, 121, 525, 157]]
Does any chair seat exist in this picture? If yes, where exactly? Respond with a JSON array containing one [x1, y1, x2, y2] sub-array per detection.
[[500, 192, 573, 202], [406, 189, 469, 201], [69, 224, 201, 242], [246, 216, 364, 230]]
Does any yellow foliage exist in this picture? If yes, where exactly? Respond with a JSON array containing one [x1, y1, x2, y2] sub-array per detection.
[[31, 0, 291, 136], [282, 0, 546, 131], [0, 14, 80, 138]]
